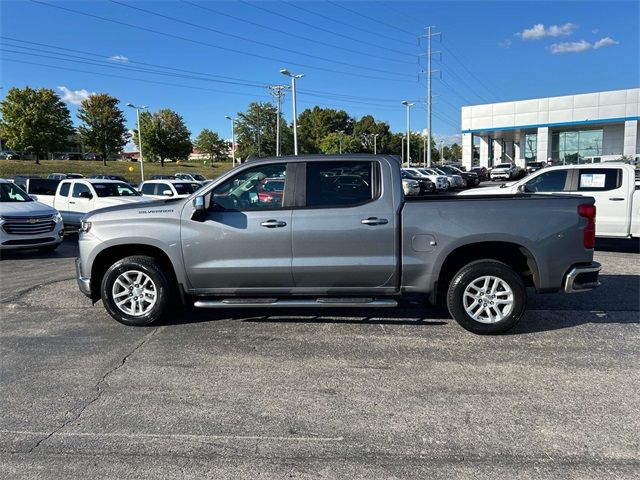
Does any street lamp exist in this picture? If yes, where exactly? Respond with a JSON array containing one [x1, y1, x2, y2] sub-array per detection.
[[225, 115, 237, 166], [280, 68, 304, 155], [126, 103, 148, 182], [373, 133, 379, 155], [401, 101, 414, 167], [338, 130, 344, 154]]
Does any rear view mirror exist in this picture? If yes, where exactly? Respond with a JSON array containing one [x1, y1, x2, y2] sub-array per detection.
[[193, 195, 205, 212], [163, 189, 174, 197]]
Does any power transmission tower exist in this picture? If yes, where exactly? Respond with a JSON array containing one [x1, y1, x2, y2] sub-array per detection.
[[268, 85, 289, 156], [419, 26, 441, 167]]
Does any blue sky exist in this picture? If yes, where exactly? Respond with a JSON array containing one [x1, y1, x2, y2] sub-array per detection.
[[1, 0, 638, 146]]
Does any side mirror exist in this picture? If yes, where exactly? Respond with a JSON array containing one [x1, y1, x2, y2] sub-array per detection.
[[163, 189, 174, 197], [193, 195, 205, 212], [517, 184, 528, 193], [79, 191, 93, 200], [29, 194, 38, 201]]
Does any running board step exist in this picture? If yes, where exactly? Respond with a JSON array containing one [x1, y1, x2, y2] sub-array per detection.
[[193, 298, 398, 308]]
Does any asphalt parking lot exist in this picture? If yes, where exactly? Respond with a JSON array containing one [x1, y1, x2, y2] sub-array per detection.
[[1, 235, 638, 479]]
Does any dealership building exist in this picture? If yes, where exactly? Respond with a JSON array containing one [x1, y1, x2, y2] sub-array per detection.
[[461, 88, 639, 170]]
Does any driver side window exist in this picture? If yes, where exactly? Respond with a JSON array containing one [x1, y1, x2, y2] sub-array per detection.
[[524, 170, 568, 193], [209, 163, 287, 211]]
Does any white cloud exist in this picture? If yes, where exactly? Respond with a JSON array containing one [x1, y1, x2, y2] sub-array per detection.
[[518, 23, 576, 40], [591, 28, 599, 34], [109, 55, 129, 63], [498, 39, 512, 49], [593, 36, 619, 49], [57, 86, 95, 105], [550, 36, 619, 54]]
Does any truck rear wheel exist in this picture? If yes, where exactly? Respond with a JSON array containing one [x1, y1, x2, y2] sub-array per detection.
[[100, 255, 170, 326], [446, 260, 526, 334]]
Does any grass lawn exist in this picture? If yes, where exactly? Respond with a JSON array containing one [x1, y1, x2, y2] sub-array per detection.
[[0, 159, 233, 183]]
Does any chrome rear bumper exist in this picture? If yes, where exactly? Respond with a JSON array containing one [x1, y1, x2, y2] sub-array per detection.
[[564, 262, 601, 293]]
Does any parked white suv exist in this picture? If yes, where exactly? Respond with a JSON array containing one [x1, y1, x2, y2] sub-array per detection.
[[405, 168, 449, 191], [139, 180, 202, 199], [0, 179, 64, 252], [490, 163, 522, 181]]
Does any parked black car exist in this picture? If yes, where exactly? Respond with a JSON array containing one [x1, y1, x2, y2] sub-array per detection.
[[471, 167, 489, 181], [525, 161, 547, 174], [401, 170, 436, 194], [439, 165, 479, 187]]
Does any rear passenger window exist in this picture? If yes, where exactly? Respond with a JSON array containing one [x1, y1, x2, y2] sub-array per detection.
[[141, 183, 156, 195], [59, 182, 71, 197], [524, 170, 568, 193], [575, 169, 622, 192], [306, 161, 376, 208]]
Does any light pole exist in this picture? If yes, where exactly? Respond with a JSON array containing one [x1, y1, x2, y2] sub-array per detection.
[[338, 130, 344, 154], [280, 68, 304, 155], [401, 101, 413, 167], [126, 103, 148, 182], [373, 133, 379, 155], [225, 115, 237, 166]]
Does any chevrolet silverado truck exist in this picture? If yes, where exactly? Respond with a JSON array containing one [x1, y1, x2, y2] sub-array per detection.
[[76, 155, 601, 335], [461, 163, 639, 238], [31, 179, 147, 227]]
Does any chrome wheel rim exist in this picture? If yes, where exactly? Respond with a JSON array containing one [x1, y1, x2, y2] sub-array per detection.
[[463, 275, 514, 324], [111, 270, 157, 317]]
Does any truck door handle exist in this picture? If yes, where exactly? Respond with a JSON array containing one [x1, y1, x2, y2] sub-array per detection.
[[69, 201, 76, 204], [361, 217, 388, 226], [609, 197, 624, 201], [260, 219, 287, 228]]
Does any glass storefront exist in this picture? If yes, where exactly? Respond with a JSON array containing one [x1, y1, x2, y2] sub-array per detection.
[[551, 129, 603, 164], [524, 133, 537, 163]]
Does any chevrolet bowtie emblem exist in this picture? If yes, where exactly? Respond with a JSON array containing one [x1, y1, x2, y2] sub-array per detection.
[[28, 218, 38, 224]]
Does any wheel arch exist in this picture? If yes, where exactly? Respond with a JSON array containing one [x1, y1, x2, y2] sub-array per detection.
[[90, 244, 181, 303], [434, 241, 539, 304]]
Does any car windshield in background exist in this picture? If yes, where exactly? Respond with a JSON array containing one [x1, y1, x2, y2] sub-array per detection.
[[93, 183, 140, 197], [193, 174, 206, 181], [496, 163, 512, 168], [0, 182, 32, 202], [174, 183, 201, 195]]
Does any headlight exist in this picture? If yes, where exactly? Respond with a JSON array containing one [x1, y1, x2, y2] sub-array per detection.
[[0, 217, 4, 227], [54, 212, 63, 223], [80, 221, 92, 233]]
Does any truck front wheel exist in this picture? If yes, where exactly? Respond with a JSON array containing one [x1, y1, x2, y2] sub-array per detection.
[[100, 256, 170, 326], [446, 261, 526, 334]]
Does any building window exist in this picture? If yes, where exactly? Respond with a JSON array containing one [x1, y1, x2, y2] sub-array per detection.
[[524, 134, 537, 163], [551, 129, 603, 165]]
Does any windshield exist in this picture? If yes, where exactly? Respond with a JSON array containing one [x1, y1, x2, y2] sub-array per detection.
[[174, 183, 201, 195], [0, 182, 33, 202], [193, 174, 206, 181], [496, 163, 512, 168], [434, 168, 448, 175], [93, 182, 140, 197]]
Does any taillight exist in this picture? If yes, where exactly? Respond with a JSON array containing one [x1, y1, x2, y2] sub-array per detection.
[[578, 204, 596, 249]]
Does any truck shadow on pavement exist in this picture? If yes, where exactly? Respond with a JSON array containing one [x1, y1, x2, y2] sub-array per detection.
[[157, 274, 638, 333]]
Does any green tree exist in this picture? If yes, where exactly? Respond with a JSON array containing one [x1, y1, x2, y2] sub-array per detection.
[[352, 115, 392, 153], [0, 86, 74, 164], [235, 102, 293, 160], [319, 132, 360, 154], [297, 106, 354, 153], [193, 128, 229, 163], [77, 93, 128, 166], [133, 109, 192, 167], [450, 143, 462, 161]]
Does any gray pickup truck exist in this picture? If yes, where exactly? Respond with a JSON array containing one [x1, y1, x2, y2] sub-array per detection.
[[76, 155, 600, 334]]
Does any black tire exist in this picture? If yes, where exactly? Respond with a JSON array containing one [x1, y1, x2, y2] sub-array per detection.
[[100, 255, 171, 326], [446, 260, 526, 335]]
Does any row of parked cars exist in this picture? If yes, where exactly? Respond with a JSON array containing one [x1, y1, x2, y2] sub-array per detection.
[[0, 172, 213, 252], [400, 166, 481, 196]]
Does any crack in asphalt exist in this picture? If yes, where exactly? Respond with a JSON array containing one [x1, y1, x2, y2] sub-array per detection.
[[0, 276, 76, 305], [25, 326, 164, 454]]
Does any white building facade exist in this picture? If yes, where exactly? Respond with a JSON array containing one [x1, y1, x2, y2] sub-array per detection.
[[461, 88, 639, 170]]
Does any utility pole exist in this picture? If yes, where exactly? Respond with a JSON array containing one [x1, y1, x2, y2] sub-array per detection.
[[419, 26, 441, 168], [126, 103, 148, 182], [440, 140, 444, 164], [401, 101, 413, 167], [373, 133, 379, 155], [225, 116, 237, 166], [268, 85, 288, 156]]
